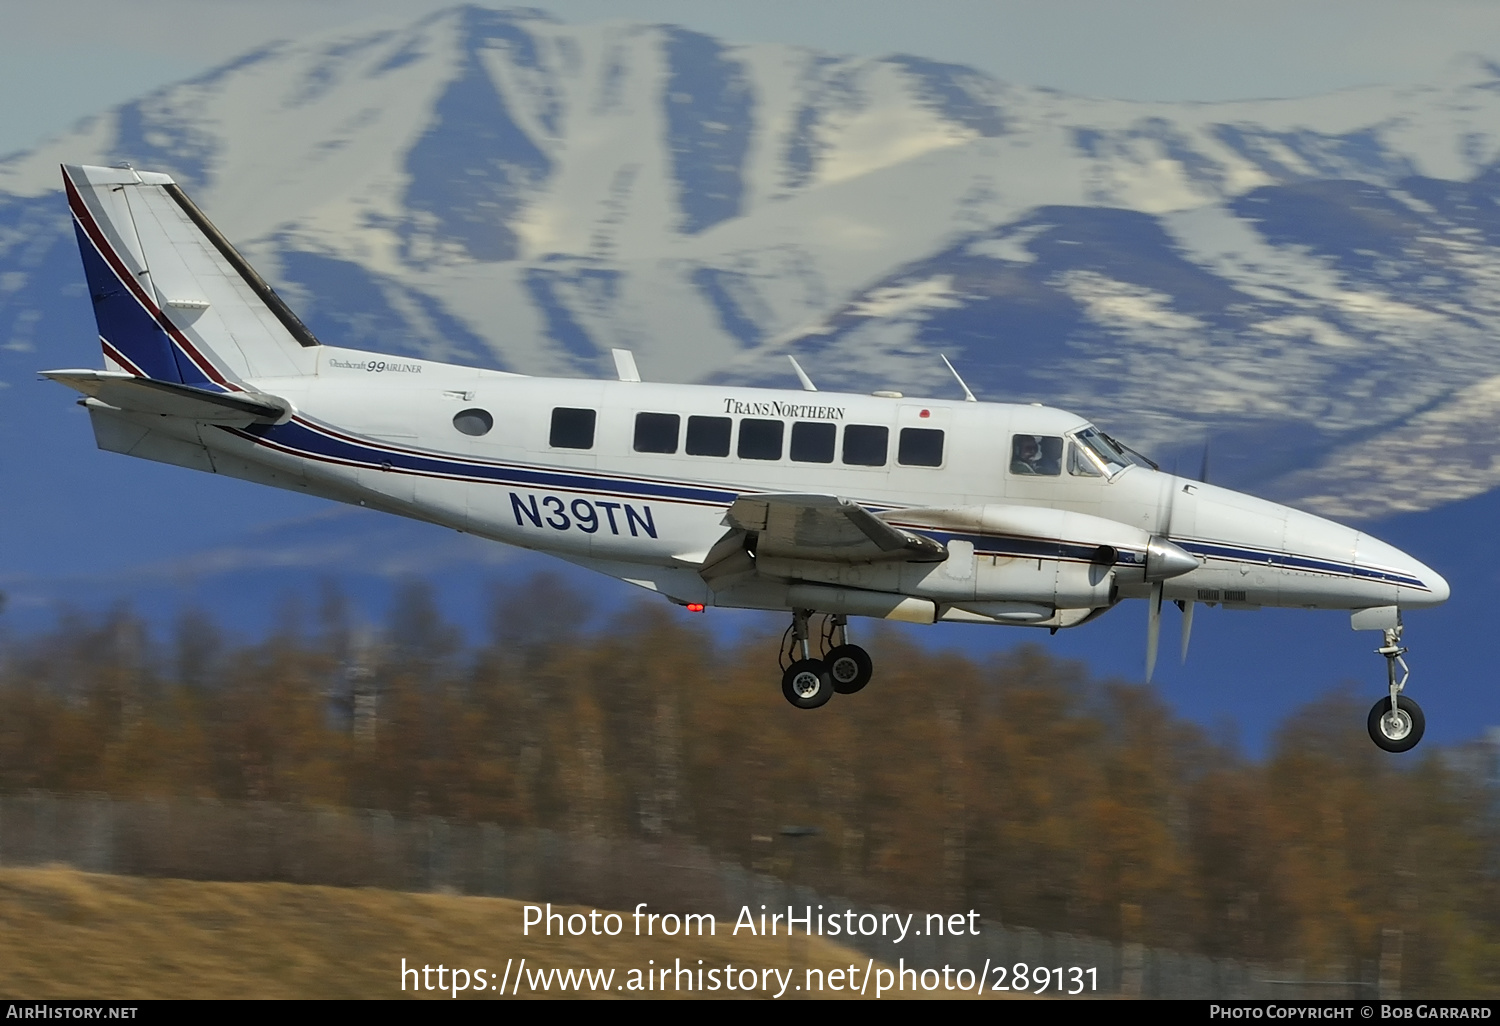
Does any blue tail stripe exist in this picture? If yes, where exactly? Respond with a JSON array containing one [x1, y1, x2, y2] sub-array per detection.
[[73, 221, 182, 383], [171, 338, 220, 389]]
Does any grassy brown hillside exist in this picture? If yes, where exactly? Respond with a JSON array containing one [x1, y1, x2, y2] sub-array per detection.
[[0, 867, 914, 1000]]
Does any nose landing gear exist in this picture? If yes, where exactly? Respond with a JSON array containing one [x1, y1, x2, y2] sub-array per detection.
[[779, 611, 873, 708], [1367, 624, 1425, 753]]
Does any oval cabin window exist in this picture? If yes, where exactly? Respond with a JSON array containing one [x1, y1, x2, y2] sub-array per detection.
[[452, 408, 494, 437]]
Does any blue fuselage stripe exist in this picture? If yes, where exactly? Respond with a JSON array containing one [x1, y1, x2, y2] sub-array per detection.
[[1178, 540, 1422, 588], [229, 419, 1426, 591], [238, 420, 743, 505]]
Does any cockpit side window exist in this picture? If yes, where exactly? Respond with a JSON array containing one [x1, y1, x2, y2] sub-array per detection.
[[1010, 434, 1062, 476], [1068, 442, 1102, 477]]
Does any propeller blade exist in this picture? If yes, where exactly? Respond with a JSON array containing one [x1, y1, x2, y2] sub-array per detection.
[[1146, 582, 1162, 681], [1180, 598, 1195, 663], [1198, 442, 1210, 484]]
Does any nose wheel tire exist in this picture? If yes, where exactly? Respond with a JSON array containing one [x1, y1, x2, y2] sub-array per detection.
[[825, 644, 873, 694], [782, 659, 833, 709], [1368, 694, 1425, 753]]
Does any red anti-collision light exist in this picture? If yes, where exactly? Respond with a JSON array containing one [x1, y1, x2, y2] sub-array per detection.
[[686, 603, 705, 613], [919, 409, 930, 418]]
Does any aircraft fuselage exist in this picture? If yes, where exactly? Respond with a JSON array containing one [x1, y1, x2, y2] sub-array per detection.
[[83, 344, 1447, 628]]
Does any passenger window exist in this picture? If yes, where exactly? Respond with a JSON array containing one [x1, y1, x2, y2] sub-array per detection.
[[550, 407, 596, 449], [738, 418, 784, 460], [790, 421, 835, 463], [633, 412, 680, 454], [1010, 434, 1062, 475], [686, 415, 731, 456], [898, 427, 944, 467], [1068, 442, 1102, 477], [842, 424, 888, 466]]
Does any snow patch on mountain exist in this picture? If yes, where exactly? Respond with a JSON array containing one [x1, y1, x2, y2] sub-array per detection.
[[7, 6, 1500, 518]]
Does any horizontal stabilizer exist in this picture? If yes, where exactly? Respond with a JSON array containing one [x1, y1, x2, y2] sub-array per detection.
[[42, 369, 288, 423]]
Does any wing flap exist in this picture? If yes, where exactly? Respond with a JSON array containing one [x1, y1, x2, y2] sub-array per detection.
[[42, 369, 288, 423], [724, 493, 946, 564]]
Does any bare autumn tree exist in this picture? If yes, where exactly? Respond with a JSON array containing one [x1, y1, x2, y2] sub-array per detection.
[[0, 585, 1496, 995]]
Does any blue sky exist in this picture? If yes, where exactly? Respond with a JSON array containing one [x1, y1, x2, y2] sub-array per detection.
[[4, 0, 1499, 753], [5, 1, 1500, 157]]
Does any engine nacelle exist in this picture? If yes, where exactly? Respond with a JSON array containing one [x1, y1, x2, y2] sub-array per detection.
[[882, 503, 1160, 606], [745, 503, 1170, 618]]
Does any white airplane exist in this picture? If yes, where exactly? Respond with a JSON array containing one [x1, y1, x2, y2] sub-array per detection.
[[43, 164, 1449, 752]]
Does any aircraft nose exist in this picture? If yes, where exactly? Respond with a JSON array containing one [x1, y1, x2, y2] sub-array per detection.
[[1412, 561, 1450, 607], [1357, 532, 1449, 608]]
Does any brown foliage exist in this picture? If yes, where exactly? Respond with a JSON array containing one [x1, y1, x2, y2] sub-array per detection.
[[0, 577, 1497, 994]]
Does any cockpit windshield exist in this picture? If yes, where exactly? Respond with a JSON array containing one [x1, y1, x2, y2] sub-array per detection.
[[1072, 426, 1156, 477]]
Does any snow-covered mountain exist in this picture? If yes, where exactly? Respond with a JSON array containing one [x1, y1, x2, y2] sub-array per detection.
[[6, 5, 1500, 518]]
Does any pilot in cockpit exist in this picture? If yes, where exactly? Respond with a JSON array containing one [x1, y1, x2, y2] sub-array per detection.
[[1011, 434, 1061, 475]]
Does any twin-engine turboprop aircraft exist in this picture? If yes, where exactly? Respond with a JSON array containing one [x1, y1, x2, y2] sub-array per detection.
[[44, 164, 1449, 751]]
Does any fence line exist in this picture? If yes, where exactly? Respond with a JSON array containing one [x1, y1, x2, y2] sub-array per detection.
[[0, 792, 1374, 998]]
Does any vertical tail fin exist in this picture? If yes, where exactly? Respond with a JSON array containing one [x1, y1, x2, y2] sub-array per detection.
[[62, 164, 319, 389]]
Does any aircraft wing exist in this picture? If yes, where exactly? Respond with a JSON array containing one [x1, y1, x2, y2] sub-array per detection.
[[724, 493, 947, 563], [41, 369, 288, 423]]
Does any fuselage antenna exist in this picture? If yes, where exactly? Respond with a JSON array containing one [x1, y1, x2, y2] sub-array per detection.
[[611, 348, 642, 382], [788, 355, 818, 392], [941, 354, 977, 402]]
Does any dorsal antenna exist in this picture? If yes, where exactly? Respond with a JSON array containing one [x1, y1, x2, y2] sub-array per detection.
[[787, 355, 817, 392], [941, 354, 977, 402], [611, 348, 641, 382]]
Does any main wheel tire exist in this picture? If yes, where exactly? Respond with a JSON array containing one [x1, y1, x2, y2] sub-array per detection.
[[825, 644, 873, 694], [1367, 694, 1425, 753], [781, 659, 833, 709]]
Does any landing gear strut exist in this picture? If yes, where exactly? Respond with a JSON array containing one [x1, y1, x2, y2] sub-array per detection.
[[779, 611, 874, 709], [1367, 624, 1425, 753], [781, 608, 833, 709]]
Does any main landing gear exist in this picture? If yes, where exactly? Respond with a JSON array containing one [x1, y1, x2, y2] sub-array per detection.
[[1367, 624, 1425, 753], [779, 609, 874, 709]]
